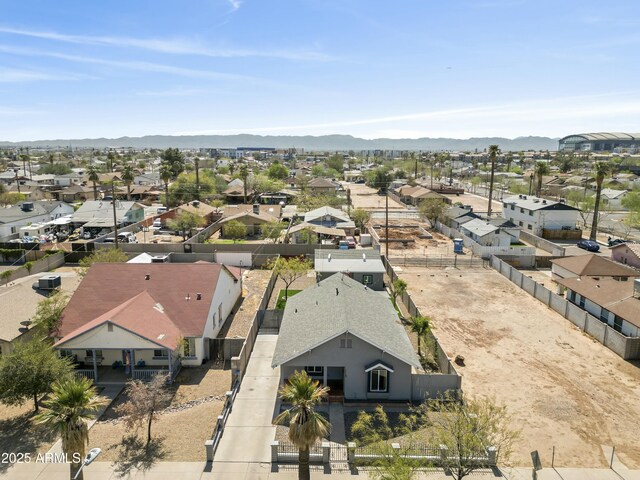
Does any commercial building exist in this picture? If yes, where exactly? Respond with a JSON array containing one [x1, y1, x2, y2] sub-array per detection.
[[559, 132, 640, 153]]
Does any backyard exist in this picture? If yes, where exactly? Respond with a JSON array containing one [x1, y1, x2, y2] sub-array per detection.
[[396, 266, 640, 468]]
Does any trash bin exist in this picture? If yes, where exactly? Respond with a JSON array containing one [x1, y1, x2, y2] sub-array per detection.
[[453, 238, 463, 254]]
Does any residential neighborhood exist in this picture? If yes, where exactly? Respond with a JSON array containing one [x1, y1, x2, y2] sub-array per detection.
[[3, 1, 640, 479]]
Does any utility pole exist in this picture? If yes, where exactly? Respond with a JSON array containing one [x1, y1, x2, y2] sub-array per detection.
[[112, 180, 119, 249], [194, 157, 200, 200]]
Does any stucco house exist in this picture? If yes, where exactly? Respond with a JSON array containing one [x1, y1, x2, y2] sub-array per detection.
[[219, 204, 281, 237], [272, 274, 421, 401], [54, 262, 242, 383], [556, 276, 640, 337], [71, 200, 145, 232], [611, 243, 640, 269], [551, 254, 639, 280], [459, 218, 512, 247], [501, 194, 580, 237], [303, 206, 355, 233], [314, 249, 385, 290], [600, 188, 628, 210], [0, 201, 74, 239]]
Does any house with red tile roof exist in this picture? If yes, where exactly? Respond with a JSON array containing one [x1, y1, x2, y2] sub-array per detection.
[[54, 262, 242, 383]]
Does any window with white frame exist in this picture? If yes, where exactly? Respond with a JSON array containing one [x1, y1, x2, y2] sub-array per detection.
[[369, 369, 389, 392], [183, 338, 196, 358], [362, 274, 373, 285], [153, 349, 168, 358]]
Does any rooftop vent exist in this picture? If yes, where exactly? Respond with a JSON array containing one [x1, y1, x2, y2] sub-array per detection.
[[252, 203, 260, 214], [362, 253, 366, 261], [518, 194, 523, 199], [196, 293, 202, 300], [634, 279, 640, 299], [145, 274, 150, 280], [192, 200, 200, 207], [21, 202, 34, 212], [327, 253, 331, 262], [542, 200, 547, 204]]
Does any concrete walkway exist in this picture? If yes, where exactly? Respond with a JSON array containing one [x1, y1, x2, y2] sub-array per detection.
[[210, 333, 280, 477], [328, 402, 346, 444]]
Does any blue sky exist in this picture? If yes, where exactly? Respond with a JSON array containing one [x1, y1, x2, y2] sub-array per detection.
[[1, 0, 640, 141]]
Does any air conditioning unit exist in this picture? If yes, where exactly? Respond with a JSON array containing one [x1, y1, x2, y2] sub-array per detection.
[[38, 275, 61, 290]]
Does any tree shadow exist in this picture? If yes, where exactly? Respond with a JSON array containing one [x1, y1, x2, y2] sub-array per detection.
[[0, 412, 57, 474], [110, 434, 167, 477]]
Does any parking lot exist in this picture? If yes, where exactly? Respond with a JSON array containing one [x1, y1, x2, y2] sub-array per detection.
[[397, 266, 640, 468]]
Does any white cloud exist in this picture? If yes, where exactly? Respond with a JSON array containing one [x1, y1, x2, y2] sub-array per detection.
[[0, 68, 94, 82], [227, 0, 242, 12], [136, 88, 208, 97], [0, 26, 332, 61]]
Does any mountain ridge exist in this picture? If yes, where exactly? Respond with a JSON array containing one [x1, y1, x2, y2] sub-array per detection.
[[0, 134, 560, 151]]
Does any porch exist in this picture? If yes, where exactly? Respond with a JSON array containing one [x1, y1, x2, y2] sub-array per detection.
[[69, 348, 182, 384]]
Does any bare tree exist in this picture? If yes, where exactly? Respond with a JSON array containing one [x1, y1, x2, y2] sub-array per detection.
[[116, 373, 172, 446]]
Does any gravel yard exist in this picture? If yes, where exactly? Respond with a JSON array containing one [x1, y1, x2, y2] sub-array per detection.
[[397, 267, 640, 468]]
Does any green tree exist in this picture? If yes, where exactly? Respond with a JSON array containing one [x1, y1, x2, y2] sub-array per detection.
[[267, 256, 312, 300], [469, 176, 482, 194], [33, 289, 69, 333], [169, 171, 217, 204], [121, 164, 135, 201], [408, 315, 430, 358], [429, 393, 519, 480], [77, 248, 128, 277], [262, 221, 285, 243], [418, 198, 447, 228], [487, 145, 499, 217], [534, 161, 550, 197], [159, 148, 184, 179], [0, 338, 73, 412], [325, 154, 344, 173], [351, 208, 372, 232], [621, 191, 640, 212], [239, 165, 249, 202], [115, 373, 171, 447], [223, 220, 247, 242], [168, 211, 205, 240], [391, 278, 407, 309], [159, 162, 173, 209], [87, 165, 100, 201], [273, 370, 330, 480], [34, 377, 107, 480], [590, 162, 611, 240], [40, 163, 72, 175], [267, 162, 289, 180], [366, 168, 393, 192]]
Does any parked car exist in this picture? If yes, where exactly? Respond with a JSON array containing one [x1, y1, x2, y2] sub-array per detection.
[[345, 236, 357, 249], [156, 206, 167, 214], [608, 238, 626, 247], [68, 232, 80, 241], [577, 240, 600, 252], [338, 240, 349, 250], [117, 231, 137, 243]]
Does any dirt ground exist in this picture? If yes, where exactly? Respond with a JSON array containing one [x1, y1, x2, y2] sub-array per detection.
[[218, 269, 272, 339], [397, 267, 640, 468], [89, 363, 230, 462], [448, 192, 503, 214], [0, 403, 58, 474], [373, 224, 471, 257], [344, 183, 407, 210]]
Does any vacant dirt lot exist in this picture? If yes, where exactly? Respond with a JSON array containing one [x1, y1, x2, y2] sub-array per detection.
[[345, 183, 407, 210], [397, 267, 640, 468]]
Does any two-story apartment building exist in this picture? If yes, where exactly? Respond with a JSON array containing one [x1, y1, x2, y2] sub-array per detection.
[[501, 195, 580, 237]]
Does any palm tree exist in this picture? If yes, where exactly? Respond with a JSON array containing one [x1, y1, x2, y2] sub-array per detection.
[[34, 377, 107, 480], [273, 370, 331, 480], [121, 164, 134, 201], [159, 162, 172, 209], [86, 165, 99, 201], [534, 161, 550, 197], [487, 145, 499, 217], [408, 315, 431, 358], [589, 161, 610, 241], [239, 164, 249, 203], [505, 152, 513, 172]]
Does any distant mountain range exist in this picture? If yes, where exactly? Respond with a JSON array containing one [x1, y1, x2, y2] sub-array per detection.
[[0, 134, 560, 152]]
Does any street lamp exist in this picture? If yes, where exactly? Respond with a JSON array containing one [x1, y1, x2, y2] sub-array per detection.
[[72, 448, 101, 480]]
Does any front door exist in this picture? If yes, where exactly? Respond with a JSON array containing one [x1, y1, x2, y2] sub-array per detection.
[[326, 367, 344, 397]]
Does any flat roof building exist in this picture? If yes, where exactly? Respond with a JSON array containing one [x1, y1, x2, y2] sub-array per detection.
[[559, 132, 640, 153]]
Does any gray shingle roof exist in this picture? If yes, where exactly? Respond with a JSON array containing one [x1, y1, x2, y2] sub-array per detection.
[[314, 249, 386, 273], [272, 273, 420, 369]]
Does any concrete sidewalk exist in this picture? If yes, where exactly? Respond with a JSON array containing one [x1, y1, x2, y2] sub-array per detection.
[[209, 333, 280, 476]]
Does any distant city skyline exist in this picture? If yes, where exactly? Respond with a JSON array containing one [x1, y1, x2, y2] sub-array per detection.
[[2, 0, 640, 141]]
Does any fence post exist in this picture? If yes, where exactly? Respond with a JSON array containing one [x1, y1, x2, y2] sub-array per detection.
[[486, 446, 497, 466], [322, 441, 331, 464], [271, 441, 279, 463], [347, 442, 356, 465], [205, 439, 215, 462], [439, 444, 448, 463]]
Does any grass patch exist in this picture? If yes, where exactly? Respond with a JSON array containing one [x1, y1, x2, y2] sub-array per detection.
[[275, 289, 301, 310], [206, 239, 245, 244]]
